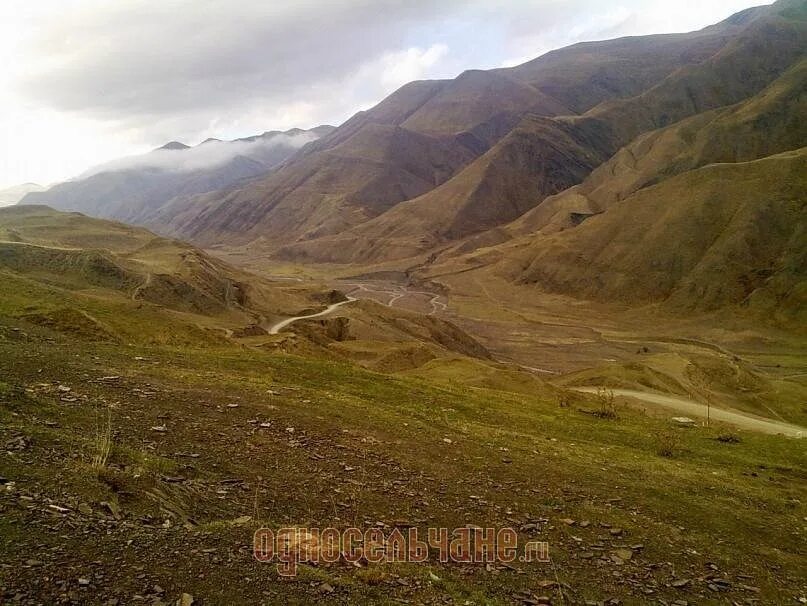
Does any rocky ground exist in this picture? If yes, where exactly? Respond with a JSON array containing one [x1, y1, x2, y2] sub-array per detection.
[[1, 318, 805, 605]]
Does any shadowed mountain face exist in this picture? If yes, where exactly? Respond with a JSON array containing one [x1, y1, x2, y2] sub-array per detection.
[[20, 126, 335, 228]]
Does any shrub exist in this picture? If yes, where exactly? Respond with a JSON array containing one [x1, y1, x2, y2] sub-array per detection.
[[594, 387, 617, 419], [654, 430, 680, 458]]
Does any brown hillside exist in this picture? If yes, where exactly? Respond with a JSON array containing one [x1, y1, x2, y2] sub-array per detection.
[[270, 1, 806, 264], [501, 149, 807, 326], [163, 5, 766, 251]]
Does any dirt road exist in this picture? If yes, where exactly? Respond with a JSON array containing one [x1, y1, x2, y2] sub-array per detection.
[[574, 387, 804, 437], [268, 297, 355, 334]]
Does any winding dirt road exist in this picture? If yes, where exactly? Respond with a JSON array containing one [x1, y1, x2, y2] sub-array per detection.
[[268, 297, 355, 334], [574, 387, 805, 437], [345, 283, 446, 314]]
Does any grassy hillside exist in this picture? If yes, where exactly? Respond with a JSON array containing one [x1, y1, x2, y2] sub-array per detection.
[[501, 149, 806, 326], [1, 261, 805, 604]]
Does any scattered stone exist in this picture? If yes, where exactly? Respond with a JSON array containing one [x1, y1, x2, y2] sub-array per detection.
[[176, 594, 194, 606], [78, 578, 90, 586], [4, 436, 29, 451], [613, 548, 633, 561], [319, 583, 334, 594], [671, 578, 691, 588], [151, 425, 168, 433]]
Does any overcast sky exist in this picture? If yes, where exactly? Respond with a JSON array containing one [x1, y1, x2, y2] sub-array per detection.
[[0, 0, 768, 189]]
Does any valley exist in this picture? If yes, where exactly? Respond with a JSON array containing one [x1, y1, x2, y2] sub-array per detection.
[[2, 1, 806, 604]]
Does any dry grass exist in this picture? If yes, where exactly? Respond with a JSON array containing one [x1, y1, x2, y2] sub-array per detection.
[[91, 406, 113, 472]]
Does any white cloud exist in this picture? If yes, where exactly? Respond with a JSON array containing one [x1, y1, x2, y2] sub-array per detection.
[[79, 131, 318, 178]]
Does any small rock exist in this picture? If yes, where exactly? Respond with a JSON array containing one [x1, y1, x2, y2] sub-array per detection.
[[319, 583, 334, 594], [176, 594, 194, 606], [613, 548, 632, 561], [78, 578, 90, 586], [671, 578, 691, 588]]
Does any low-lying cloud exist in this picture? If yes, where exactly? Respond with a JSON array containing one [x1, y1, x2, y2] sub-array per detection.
[[80, 131, 319, 178]]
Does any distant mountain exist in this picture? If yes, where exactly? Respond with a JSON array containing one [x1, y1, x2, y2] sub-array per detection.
[[20, 126, 335, 227], [0, 183, 46, 207]]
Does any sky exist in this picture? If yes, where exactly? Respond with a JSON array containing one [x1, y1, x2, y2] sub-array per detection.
[[0, 0, 770, 189]]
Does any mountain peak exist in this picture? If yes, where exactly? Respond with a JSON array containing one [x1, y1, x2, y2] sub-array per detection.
[[155, 141, 190, 151]]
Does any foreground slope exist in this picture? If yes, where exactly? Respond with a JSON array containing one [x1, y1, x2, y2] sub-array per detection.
[[0, 238, 805, 605]]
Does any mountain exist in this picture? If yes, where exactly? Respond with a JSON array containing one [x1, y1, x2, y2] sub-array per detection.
[[420, 57, 807, 326], [274, 0, 807, 264], [160, 1, 803, 258], [20, 126, 335, 228], [0, 183, 46, 207], [153, 4, 766, 248], [16, 1, 806, 326]]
